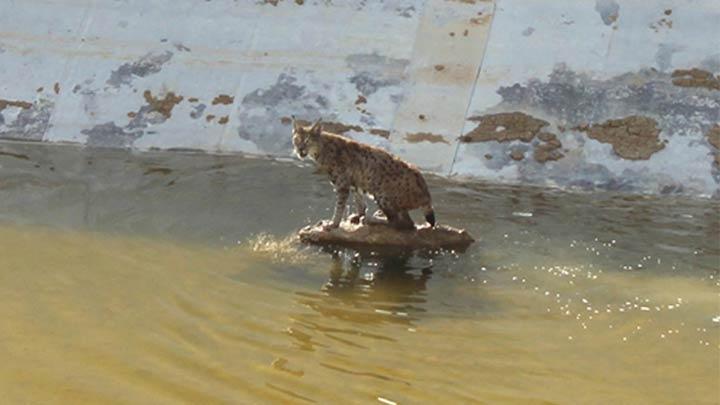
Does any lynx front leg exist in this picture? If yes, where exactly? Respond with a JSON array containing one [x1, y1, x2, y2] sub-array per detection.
[[348, 189, 367, 224], [324, 186, 349, 230]]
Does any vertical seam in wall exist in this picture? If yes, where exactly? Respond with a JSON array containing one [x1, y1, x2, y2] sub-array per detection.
[[447, 0, 498, 176], [45, 0, 97, 142], [387, 0, 430, 141], [216, 12, 262, 152]]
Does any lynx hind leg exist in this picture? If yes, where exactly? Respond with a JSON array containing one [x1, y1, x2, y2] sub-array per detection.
[[349, 189, 367, 224], [393, 211, 416, 230], [423, 204, 436, 227], [378, 207, 414, 231]]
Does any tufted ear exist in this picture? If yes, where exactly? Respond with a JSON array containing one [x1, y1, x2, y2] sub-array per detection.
[[291, 115, 301, 132], [310, 118, 322, 135]]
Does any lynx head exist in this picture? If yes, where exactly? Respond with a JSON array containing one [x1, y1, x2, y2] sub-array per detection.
[[291, 116, 322, 159]]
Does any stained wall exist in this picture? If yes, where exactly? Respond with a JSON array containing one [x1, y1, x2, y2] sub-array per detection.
[[1, 0, 718, 196]]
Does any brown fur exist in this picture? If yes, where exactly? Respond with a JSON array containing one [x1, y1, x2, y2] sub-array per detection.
[[292, 118, 435, 230]]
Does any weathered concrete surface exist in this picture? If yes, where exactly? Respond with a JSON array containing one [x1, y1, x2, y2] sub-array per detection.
[[1, 0, 718, 197], [452, 0, 720, 197], [298, 221, 475, 250]]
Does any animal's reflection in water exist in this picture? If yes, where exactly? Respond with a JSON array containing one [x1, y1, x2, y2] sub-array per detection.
[[292, 248, 436, 333], [286, 246, 466, 352], [321, 248, 433, 309]]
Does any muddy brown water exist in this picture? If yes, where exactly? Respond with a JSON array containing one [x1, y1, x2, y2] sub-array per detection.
[[0, 143, 718, 404]]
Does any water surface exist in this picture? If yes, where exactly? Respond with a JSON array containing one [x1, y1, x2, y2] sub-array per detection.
[[0, 143, 718, 404]]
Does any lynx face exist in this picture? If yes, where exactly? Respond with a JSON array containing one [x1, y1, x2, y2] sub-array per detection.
[[292, 118, 321, 159], [292, 128, 310, 158]]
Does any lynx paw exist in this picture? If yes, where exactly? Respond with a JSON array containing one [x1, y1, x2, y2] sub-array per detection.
[[360, 210, 386, 225], [318, 220, 339, 231]]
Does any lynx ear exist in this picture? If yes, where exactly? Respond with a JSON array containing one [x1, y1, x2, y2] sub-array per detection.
[[291, 115, 301, 132], [310, 118, 322, 135]]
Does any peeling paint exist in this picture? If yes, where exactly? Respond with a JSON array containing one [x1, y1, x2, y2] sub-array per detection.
[[708, 124, 720, 166], [125, 90, 183, 130], [537, 131, 560, 146], [107, 51, 173, 88], [142, 90, 183, 119], [405, 132, 449, 144], [2, 0, 717, 198], [496, 66, 720, 136], [82, 122, 141, 148], [243, 74, 305, 106], [290, 118, 362, 135], [708, 124, 720, 149], [0, 99, 53, 141], [533, 143, 564, 163], [369, 129, 390, 138], [469, 14, 491, 25], [0, 99, 33, 111], [509, 148, 524, 161], [212, 94, 235, 105], [576, 116, 665, 160], [238, 73, 332, 153], [322, 121, 363, 135], [190, 103, 207, 119], [534, 132, 564, 163], [649, 17, 673, 32], [671, 68, 720, 91], [461, 112, 549, 143]]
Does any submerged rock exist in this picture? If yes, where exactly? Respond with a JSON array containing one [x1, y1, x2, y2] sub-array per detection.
[[298, 221, 475, 250]]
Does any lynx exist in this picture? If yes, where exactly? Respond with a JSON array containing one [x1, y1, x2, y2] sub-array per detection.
[[292, 117, 435, 230]]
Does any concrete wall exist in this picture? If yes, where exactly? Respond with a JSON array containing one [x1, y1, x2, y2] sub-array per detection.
[[1, 0, 718, 197]]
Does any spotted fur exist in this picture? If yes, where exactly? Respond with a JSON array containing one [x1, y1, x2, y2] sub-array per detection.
[[292, 117, 435, 230]]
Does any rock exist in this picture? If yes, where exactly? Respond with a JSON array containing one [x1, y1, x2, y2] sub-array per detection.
[[298, 221, 475, 250]]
